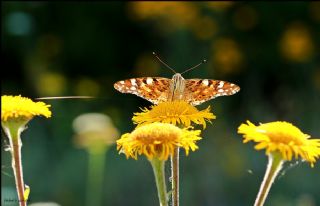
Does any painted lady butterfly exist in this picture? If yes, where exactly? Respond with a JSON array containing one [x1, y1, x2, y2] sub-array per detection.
[[114, 73, 240, 106]]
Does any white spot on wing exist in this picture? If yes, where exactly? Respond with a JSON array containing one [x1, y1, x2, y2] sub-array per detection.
[[218, 89, 224, 93], [130, 86, 136, 90], [232, 89, 238, 94], [120, 81, 125, 84], [146, 78, 153, 85], [218, 82, 224, 88], [202, 79, 209, 86], [130, 79, 137, 86]]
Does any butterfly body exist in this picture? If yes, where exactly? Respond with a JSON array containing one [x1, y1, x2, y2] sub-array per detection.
[[114, 73, 240, 106], [169, 73, 186, 101]]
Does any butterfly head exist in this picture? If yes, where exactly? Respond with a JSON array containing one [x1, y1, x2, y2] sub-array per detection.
[[172, 73, 184, 84], [171, 73, 185, 96]]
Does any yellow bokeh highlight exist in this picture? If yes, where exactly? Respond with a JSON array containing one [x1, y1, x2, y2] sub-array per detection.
[[130, 2, 199, 22], [74, 78, 100, 97], [206, 2, 235, 11], [280, 23, 314, 62], [191, 16, 218, 40], [212, 38, 243, 74], [37, 72, 66, 96], [128, 2, 199, 29]]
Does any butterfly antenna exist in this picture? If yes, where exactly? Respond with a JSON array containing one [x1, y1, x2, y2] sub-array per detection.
[[153, 52, 177, 74], [35, 96, 95, 100], [180, 59, 207, 75]]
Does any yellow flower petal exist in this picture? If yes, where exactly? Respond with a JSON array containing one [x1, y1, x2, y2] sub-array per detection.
[[238, 120, 320, 167], [132, 101, 215, 129], [117, 122, 202, 160], [1, 95, 52, 122]]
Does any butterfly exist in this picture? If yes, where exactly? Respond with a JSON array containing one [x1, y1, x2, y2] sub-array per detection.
[[114, 73, 240, 106]]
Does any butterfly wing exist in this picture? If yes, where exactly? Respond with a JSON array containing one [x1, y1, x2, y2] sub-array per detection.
[[184, 79, 240, 106], [114, 77, 170, 104]]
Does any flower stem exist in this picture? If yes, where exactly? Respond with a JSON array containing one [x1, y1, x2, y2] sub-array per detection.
[[86, 148, 108, 206], [171, 147, 179, 206], [254, 153, 284, 206], [150, 158, 168, 206], [2, 122, 27, 206]]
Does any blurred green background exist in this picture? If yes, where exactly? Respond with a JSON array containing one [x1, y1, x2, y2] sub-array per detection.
[[2, 2, 320, 206]]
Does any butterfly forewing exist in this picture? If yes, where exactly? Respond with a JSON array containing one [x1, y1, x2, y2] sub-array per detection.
[[184, 79, 240, 106], [114, 77, 170, 104]]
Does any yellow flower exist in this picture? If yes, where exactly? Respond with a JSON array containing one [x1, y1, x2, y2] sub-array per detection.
[[238, 120, 320, 167], [1, 95, 51, 205], [117, 122, 202, 160], [1, 95, 51, 122], [132, 101, 215, 129]]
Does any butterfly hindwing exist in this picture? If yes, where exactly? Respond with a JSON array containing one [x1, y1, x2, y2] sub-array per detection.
[[114, 77, 170, 104], [185, 79, 240, 106]]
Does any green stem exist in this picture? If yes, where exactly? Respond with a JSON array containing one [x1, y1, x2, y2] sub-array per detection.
[[171, 147, 179, 206], [2, 122, 27, 206], [254, 153, 284, 206], [86, 148, 108, 206], [150, 158, 168, 206]]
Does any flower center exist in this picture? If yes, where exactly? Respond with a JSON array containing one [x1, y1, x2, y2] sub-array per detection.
[[131, 123, 181, 144], [268, 132, 304, 145]]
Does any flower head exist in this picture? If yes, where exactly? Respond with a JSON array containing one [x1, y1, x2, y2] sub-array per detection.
[[1, 95, 51, 122], [73, 113, 119, 153], [117, 122, 202, 160], [238, 120, 320, 167], [1, 95, 52, 205], [132, 101, 215, 129]]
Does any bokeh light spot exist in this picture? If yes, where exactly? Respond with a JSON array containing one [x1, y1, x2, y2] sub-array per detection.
[[74, 78, 100, 97], [6, 12, 34, 36], [206, 2, 235, 11], [280, 23, 314, 62], [211, 38, 244, 75], [191, 16, 217, 40], [128, 2, 199, 31], [37, 72, 66, 96]]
